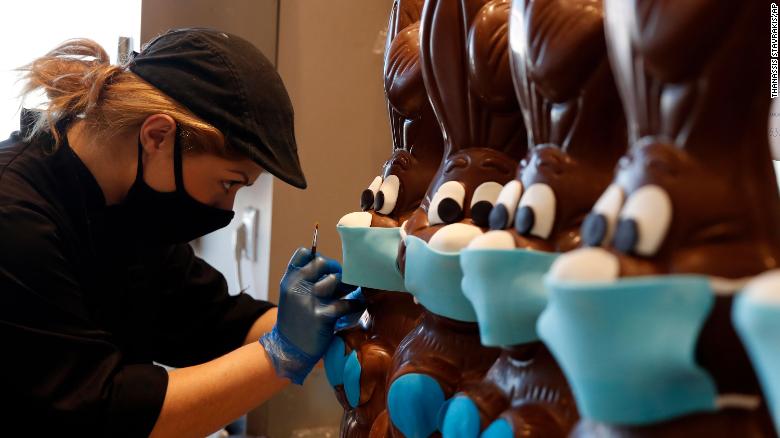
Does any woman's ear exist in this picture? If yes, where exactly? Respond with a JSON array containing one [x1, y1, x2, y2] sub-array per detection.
[[139, 114, 178, 156]]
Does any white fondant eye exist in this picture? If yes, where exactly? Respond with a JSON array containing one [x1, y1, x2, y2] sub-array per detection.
[[428, 181, 466, 226], [375, 175, 401, 215], [581, 184, 625, 247], [361, 176, 383, 211], [488, 180, 523, 230], [515, 183, 556, 239], [614, 184, 672, 256], [470, 182, 503, 227]]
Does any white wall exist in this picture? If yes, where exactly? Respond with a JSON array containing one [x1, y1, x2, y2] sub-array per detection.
[[0, 0, 141, 136]]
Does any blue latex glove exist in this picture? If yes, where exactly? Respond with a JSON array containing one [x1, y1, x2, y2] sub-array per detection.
[[260, 248, 366, 384], [334, 287, 367, 331]]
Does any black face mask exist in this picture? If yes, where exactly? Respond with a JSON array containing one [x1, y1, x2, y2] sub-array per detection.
[[107, 135, 235, 244]]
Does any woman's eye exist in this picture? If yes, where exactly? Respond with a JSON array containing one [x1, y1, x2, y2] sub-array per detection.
[[488, 180, 523, 230], [428, 181, 466, 226], [375, 175, 401, 215], [581, 184, 624, 247], [612, 184, 672, 256], [515, 183, 556, 239], [470, 182, 503, 227], [361, 176, 383, 211], [222, 180, 241, 192]]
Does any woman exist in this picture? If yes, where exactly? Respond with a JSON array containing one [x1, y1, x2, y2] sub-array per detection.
[[0, 28, 364, 437]]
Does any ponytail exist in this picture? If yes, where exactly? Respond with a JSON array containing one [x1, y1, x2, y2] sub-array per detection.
[[18, 38, 225, 153]]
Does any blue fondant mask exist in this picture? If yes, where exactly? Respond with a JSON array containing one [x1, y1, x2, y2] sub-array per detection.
[[537, 275, 718, 425], [404, 235, 477, 322], [460, 248, 558, 347], [337, 225, 407, 292], [734, 283, 780, 435]]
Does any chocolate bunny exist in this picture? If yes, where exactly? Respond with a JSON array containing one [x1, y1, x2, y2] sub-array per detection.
[[538, 0, 780, 436], [385, 1, 527, 436], [441, 0, 626, 436], [325, 1, 442, 436]]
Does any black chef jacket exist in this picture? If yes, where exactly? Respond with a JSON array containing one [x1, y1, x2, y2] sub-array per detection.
[[0, 116, 276, 437]]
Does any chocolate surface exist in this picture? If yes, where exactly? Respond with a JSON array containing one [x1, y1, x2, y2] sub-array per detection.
[[586, 0, 780, 277], [364, 0, 444, 227], [457, 344, 579, 436], [563, 0, 780, 434], [387, 312, 501, 437], [403, 148, 521, 243], [333, 290, 422, 437], [570, 409, 775, 438], [388, 0, 526, 436], [453, 0, 625, 435], [331, 1, 440, 436], [487, 0, 626, 251], [399, 0, 528, 246]]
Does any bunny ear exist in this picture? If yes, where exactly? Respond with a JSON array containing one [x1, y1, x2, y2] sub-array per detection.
[[420, 0, 526, 158], [510, 0, 607, 143], [516, 0, 606, 101], [467, 0, 516, 111], [387, 0, 425, 38], [385, 0, 427, 153], [419, 0, 472, 154], [384, 0, 443, 163], [603, 0, 646, 147], [604, 0, 740, 149], [632, 0, 736, 84], [385, 22, 426, 117], [509, 0, 625, 168]]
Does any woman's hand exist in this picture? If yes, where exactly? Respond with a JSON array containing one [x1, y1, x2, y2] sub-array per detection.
[[260, 248, 366, 384]]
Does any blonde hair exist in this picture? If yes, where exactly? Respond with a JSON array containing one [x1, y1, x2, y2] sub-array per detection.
[[18, 38, 225, 153]]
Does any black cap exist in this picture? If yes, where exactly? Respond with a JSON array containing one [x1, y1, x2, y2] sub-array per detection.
[[129, 28, 307, 189]]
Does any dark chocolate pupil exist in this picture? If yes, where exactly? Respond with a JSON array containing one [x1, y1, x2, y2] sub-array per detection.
[[471, 201, 493, 227], [489, 204, 510, 230], [514, 206, 535, 235], [361, 189, 375, 211], [437, 198, 463, 224], [613, 218, 638, 253], [581, 213, 607, 246], [374, 191, 385, 211]]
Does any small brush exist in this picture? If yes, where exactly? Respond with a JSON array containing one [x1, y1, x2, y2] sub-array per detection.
[[311, 222, 319, 256]]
